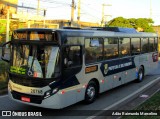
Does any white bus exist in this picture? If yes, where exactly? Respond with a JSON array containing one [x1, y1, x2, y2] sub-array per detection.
[[1, 27, 158, 109]]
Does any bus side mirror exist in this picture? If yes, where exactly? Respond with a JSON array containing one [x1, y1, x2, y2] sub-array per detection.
[[1, 41, 11, 63], [64, 58, 68, 65], [64, 58, 73, 67]]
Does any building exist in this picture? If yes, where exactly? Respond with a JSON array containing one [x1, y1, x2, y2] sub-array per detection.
[[0, 0, 18, 18], [45, 19, 100, 28]]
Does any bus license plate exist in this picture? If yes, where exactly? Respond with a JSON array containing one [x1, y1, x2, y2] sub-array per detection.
[[21, 96, 30, 102]]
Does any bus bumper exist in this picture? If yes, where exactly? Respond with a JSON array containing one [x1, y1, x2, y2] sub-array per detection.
[[8, 89, 63, 109], [8, 81, 85, 109]]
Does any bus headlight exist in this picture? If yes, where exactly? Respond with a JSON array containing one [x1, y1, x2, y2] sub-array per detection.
[[52, 88, 59, 94], [44, 88, 59, 99], [44, 90, 51, 99]]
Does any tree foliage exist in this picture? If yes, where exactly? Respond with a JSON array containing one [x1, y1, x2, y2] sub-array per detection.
[[108, 17, 133, 28], [107, 17, 155, 32]]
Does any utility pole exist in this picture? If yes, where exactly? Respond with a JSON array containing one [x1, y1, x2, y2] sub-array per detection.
[[77, 0, 81, 26], [43, 10, 46, 28], [37, 0, 46, 28], [27, 20, 30, 28], [37, 0, 40, 16], [101, 4, 105, 27], [101, 3, 112, 27], [150, 0, 152, 18], [71, 0, 75, 27], [6, 6, 10, 44]]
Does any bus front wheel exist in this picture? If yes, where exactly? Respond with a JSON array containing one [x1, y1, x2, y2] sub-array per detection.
[[84, 81, 98, 104]]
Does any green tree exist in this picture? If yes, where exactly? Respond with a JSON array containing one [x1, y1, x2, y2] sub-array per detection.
[[107, 17, 155, 32], [108, 17, 133, 28], [133, 18, 154, 32]]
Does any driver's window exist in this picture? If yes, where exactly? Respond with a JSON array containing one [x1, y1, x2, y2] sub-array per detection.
[[63, 46, 81, 68]]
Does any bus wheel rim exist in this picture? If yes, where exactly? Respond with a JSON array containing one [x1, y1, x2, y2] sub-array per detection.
[[87, 86, 95, 99], [139, 71, 143, 80]]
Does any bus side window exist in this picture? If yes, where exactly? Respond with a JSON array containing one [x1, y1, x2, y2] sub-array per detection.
[[149, 38, 155, 52], [119, 38, 130, 57], [154, 38, 158, 51], [104, 38, 118, 60], [141, 38, 149, 53], [63, 46, 81, 68], [131, 38, 140, 55], [85, 38, 103, 64]]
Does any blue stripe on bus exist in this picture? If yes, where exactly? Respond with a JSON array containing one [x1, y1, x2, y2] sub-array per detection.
[[100, 57, 136, 76], [60, 76, 80, 89]]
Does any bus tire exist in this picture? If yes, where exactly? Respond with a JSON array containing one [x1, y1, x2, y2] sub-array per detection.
[[84, 81, 98, 104], [136, 66, 144, 82]]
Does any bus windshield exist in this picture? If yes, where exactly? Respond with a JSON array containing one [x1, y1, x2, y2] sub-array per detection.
[[11, 44, 60, 79]]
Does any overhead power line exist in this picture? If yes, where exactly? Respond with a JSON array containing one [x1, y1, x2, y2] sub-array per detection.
[[39, 0, 71, 6]]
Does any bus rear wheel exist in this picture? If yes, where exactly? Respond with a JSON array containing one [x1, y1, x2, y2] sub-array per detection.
[[137, 67, 144, 82], [84, 81, 98, 104]]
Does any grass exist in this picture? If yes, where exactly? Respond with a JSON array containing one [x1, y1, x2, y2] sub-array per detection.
[[122, 91, 160, 119], [0, 60, 9, 90], [0, 20, 6, 34]]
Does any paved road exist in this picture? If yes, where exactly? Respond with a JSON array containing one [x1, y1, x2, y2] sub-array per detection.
[[0, 62, 160, 119]]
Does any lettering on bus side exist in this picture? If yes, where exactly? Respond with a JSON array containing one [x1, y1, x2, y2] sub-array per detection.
[[85, 65, 98, 74], [108, 62, 132, 71]]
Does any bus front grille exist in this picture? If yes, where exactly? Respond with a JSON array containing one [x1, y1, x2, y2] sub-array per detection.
[[11, 91, 44, 104]]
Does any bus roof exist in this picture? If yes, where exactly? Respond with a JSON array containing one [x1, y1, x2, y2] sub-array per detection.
[[14, 28, 54, 32], [14, 27, 158, 38]]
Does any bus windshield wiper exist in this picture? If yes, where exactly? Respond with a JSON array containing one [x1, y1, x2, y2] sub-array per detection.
[[17, 44, 25, 58], [30, 47, 37, 72]]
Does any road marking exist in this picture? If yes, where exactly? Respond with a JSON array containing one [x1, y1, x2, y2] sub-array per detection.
[[86, 76, 160, 119], [0, 94, 8, 98]]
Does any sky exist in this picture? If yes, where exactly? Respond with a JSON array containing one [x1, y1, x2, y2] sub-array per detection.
[[18, 0, 160, 25]]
